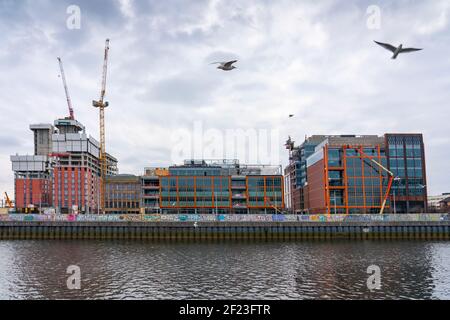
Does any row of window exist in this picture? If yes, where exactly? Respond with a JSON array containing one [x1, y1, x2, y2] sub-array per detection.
[[391, 168, 423, 178], [106, 201, 140, 209], [389, 158, 422, 168], [169, 168, 222, 176], [106, 184, 140, 191]]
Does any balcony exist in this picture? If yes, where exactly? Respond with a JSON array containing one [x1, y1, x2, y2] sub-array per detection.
[[142, 194, 160, 199], [142, 185, 160, 189]]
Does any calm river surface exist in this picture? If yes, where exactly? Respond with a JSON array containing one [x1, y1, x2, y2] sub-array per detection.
[[0, 240, 449, 299]]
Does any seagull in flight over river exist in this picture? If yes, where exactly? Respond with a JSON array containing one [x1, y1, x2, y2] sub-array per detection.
[[374, 41, 423, 59], [210, 60, 238, 71]]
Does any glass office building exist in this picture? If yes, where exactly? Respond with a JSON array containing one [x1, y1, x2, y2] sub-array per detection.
[[105, 174, 141, 214], [307, 140, 390, 215], [385, 134, 427, 213], [325, 144, 390, 214], [160, 160, 284, 214], [286, 134, 427, 214], [284, 136, 325, 212]]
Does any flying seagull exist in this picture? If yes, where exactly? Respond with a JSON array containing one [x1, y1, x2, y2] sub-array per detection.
[[210, 60, 237, 71], [374, 41, 422, 59]]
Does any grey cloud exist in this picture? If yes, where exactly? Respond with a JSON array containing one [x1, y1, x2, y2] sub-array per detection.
[[1, 0, 450, 196], [146, 72, 223, 107]]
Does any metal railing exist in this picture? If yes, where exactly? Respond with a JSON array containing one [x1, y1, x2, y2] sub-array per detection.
[[0, 213, 448, 223]]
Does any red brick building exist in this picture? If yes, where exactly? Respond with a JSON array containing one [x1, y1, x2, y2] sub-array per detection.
[[11, 119, 117, 213]]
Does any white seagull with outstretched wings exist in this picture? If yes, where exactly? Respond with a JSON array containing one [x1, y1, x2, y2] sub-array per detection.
[[210, 60, 238, 71], [374, 41, 422, 59]]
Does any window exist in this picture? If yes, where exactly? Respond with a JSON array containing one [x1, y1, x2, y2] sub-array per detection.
[[328, 149, 342, 167], [328, 171, 343, 186], [389, 147, 396, 157], [406, 158, 415, 168], [413, 148, 422, 157], [363, 148, 378, 156], [329, 190, 343, 206]]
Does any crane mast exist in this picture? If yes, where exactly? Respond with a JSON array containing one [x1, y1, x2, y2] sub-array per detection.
[[4, 192, 13, 209], [92, 39, 110, 214], [57, 57, 75, 120]]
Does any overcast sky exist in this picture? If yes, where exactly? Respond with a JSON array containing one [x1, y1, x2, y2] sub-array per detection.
[[0, 0, 449, 198]]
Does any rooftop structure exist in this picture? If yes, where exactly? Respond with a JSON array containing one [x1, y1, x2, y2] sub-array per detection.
[[171, 159, 282, 176], [30, 124, 54, 156]]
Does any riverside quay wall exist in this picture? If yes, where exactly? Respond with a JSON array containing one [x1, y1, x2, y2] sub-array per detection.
[[0, 214, 449, 240]]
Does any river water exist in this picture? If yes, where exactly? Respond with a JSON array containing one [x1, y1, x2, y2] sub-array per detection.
[[0, 240, 449, 299]]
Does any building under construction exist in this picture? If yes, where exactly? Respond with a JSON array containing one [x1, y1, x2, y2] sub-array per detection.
[[11, 118, 118, 213], [11, 41, 117, 214], [285, 134, 427, 214]]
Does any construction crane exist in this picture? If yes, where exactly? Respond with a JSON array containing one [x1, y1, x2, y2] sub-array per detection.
[[57, 57, 75, 120], [4, 192, 13, 209], [357, 149, 394, 214], [265, 196, 285, 214], [285, 136, 294, 151], [92, 39, 110, 214]]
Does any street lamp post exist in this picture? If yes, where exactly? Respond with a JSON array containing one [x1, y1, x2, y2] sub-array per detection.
[[171, 201, 178, 214], [331, 193, 337, 215], [215, 192, 218, 215], [97, 183, 100, 215], [328, 178, 337, 215], [275, 196, 278, 214], [419, 184, 426, 213], [393, 188, 396, 214], [39, 192, 42, 215], [393, 177, 401, 214]]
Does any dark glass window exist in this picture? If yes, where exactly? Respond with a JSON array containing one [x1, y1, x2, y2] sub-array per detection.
[[328, 149, 342, 167]]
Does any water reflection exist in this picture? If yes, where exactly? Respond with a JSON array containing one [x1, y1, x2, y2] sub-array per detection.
[[0, 240, 448, 299]]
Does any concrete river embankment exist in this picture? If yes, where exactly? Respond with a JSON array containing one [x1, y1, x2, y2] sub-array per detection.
[[0, 213, 449, 240]]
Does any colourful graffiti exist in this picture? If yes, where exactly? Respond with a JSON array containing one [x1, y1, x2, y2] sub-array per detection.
[[0, 213, 448, 223]]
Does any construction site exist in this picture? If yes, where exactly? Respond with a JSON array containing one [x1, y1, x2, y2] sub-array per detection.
[[0, 39, 285, 215], [4, 39, 117, 214], [1, 39, 430, 216]]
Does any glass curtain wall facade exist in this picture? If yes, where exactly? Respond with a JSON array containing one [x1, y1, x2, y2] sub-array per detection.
[[289, 134, 428, 214], [247, 176, 283, 208], [105, 175, 141, 214], [324, 144, 390, 214], [160, 176, 230, 210], [386, 134, 427, 213], [160, 174, 284, 214]]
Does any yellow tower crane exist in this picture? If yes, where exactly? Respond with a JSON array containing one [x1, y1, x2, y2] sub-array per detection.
[[92, 39, 110, 214], [4, 192, 13, 209]]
